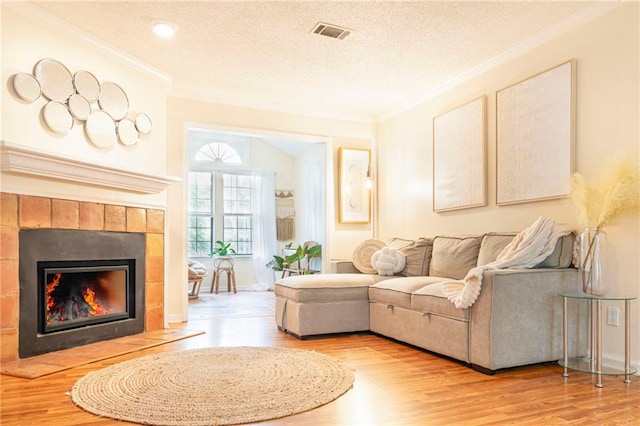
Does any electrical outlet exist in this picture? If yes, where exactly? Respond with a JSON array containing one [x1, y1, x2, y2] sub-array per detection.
[[607, 307, 620, 326]]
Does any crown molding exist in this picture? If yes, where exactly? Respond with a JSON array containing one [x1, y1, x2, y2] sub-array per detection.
[[0, 141, 180, 194], [169, 88, 375, 124], [3, 1, 172, 85], [375, 1, 620, 123]]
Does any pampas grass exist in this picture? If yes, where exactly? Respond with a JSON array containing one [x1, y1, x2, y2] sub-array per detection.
[[570, 158, 640, 230]]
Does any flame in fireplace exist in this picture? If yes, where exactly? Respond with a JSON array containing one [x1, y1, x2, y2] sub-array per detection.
[[46, 272, 119, 325], [46, 273, 62, 322], [83, 287, 109, 316]]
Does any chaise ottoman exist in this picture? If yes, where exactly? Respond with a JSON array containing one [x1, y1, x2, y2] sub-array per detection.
[[275, 273, 390, 338]]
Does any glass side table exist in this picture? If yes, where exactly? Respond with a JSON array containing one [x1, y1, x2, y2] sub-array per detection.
[[559, 293, 637, 388]]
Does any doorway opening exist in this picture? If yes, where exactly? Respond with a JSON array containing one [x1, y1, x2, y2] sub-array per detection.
[[185, 125, 329, 320]]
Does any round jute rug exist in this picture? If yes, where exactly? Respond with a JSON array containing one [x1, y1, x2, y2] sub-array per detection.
[[70, 346, 354, 426]]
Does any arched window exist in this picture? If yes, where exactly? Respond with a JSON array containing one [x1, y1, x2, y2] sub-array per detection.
[[194, 142, 242, 164]]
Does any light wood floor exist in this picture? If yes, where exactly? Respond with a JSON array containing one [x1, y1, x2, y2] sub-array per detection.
[[2, 294, 639, 425]]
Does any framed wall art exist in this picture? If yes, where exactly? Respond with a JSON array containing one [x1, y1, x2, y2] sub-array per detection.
[[496, 60, 576, 205], [433, 95, 487, 212], [338, 148, 370, 223]]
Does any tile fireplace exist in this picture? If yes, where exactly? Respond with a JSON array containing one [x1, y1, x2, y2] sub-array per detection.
[[0, 193, 165, 363]]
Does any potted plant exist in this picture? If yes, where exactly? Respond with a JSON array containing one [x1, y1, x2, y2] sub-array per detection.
[[210, 240, 236, 258], [266, 243, 293, 272], [284, 243, 322, 275]]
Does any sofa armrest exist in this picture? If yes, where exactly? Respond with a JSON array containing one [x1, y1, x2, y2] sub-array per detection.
[[330, 260, 361, 274], [470, 268, 587, 371]]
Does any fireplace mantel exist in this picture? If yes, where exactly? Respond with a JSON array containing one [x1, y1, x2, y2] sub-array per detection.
[[0, 141, 180, 194]]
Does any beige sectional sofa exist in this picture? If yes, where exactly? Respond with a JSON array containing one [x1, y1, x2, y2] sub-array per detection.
[[275, 233, 587, 373]]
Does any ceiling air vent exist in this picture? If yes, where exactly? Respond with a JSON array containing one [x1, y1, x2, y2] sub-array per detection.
[[311, 22, 351, 40]]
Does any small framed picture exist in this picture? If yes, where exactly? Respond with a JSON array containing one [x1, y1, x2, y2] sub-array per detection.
[[338, 148, 370, 223]]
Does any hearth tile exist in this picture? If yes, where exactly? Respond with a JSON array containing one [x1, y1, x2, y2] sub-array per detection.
[[146, 281, 164, 307], [1, 329, 204, 378], [0, 193, 18, 226], [79, 202, 105, 230], [146, 257, 164, 282], [51, 199, 79, 229], [16, 350, 92, 366], [1, 361, 68, 378], [0, 260, 18, 295], [145, 305, 164, 331], [146, 233, 164, 258], [0, 329, 18, 363], [104, 205, 126, 231], [0, 226, 18, 260], [74, 341, 140, 358], [19, 195, 51, 228], [127, 207, 147, 232], [0, 293, 18, 329], [146, 209, 164, 233]]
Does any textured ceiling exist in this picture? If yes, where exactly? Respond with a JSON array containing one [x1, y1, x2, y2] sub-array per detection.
[[30, 1, 599, 120]]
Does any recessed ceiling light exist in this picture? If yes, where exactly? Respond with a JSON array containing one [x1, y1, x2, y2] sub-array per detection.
[[153, 22, 176, 39]]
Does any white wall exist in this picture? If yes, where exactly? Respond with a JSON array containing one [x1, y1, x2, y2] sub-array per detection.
[[1, 5, 170, 208], [166, 97, 374, 322], [377, 3, 639, 364]]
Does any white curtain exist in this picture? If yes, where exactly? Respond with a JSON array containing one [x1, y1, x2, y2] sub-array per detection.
[[250, 171, 277, 291], [303, 146, 326, 271]]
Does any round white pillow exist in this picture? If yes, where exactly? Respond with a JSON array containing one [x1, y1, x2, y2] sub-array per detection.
[[371, 247, 406, 276]]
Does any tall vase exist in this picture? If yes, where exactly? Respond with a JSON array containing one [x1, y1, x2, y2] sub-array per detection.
[[579, 228, 608, 296]]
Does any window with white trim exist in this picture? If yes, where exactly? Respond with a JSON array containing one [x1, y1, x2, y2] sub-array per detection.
[[188, 141, 253, 257]]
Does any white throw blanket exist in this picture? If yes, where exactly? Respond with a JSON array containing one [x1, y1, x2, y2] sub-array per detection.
[[441, 217, 572, 309]]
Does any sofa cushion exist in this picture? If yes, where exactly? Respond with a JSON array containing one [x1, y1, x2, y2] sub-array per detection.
[[477, 233, 515, 266], [411, 283, 469, 320], [275, 273, 389, 303], [535, 234, 574, 268], [369, 276, 445, 309], [388, 237, 433, 277], [477, 233, 574, 269], [429, 236, 481, 280]]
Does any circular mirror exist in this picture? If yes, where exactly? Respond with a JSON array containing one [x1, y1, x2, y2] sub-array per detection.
[[117, 119, 139, 146], [135, 113, 152, 135], [98, 82, 129, 121], [34, 59, 74, 102], [68, 94, 91, 121], [85, 110, 116, 148], [43, 101, 73, 134], [74, 71, 101, 102], [13, 72, 41, 102]]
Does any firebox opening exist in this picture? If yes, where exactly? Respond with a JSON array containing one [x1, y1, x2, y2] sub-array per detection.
[[38, 260, 135, 334]]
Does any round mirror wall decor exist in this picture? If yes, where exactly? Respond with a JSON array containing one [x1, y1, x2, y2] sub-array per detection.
[[135, 113, 152, 135], [86, 110, 117, 148], [11, 59, 152, 149], [13, 73, 42, 102], [99, 82, 129, 121], [117, 119, 139, 146], [68, 94, 91, 121], [34, 59, 74, 102], [43, 101, 74, 134], [74, 71, 101, 102]]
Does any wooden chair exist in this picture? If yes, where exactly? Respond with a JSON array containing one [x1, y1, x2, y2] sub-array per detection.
[[187, 259, 208, 299], [210, 257, 237, 294]]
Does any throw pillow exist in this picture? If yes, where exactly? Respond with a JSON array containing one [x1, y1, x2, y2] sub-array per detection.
[[352, 239, 387, 274], [371, 247, 406, 276]]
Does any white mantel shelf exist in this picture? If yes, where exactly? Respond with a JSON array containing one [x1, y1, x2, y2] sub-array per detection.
[[0, 141, 180, 194]]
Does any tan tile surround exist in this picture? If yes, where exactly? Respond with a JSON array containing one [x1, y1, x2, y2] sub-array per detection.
[[0, 192, 165, 363]]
